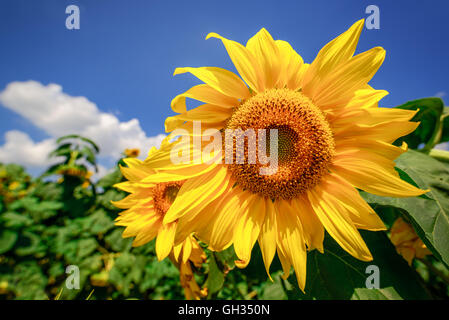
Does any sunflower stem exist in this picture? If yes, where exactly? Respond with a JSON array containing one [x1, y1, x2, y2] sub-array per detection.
[[421, 112, 448, 153]]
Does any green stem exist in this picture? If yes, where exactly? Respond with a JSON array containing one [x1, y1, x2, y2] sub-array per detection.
[[68, 150, 79, 166], [421, 113, 448, 153], [429, 149, 449, 163]]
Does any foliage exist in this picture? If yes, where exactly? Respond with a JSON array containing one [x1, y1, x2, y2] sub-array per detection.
[[1, 98, 449, 300]]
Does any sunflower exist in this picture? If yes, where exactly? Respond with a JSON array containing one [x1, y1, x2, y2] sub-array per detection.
[[124, 148, 140, 158], [390, 217, 431, 265], [122, 20, 427, 291], [112, 144, 185, 261]]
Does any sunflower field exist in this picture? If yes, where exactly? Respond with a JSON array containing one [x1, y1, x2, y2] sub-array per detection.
[[1, 16, 449, 301], [0, 94, 449, 300]]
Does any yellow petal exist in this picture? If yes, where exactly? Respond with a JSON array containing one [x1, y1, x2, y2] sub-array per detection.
[[335, 139, 408, 162], [174, 181, 234, 245], [173, 241, 183, 262], [291, 195, 325, 252], [246, 28, 280, 89], [207, 32, 264, 92], [313, 47, 386, 109], [303, 19, 365, 96], [324, 173, 386, 231], [333, 120, 420, 144], [156, 222, 177, 260], [181, 236, 193, 264], [327, 88, 389, 122], [276, 247, 292, 280], [332, 152, 427, 197], [307, 185, 373, 262], [207, 188, 253, 251], [258, 198, 277, 280], [163, 165, 232, 223], [119, 159, 154, 181], [234, 195, 266, 268], [142, 163, 219, 184], [171, 84, 238, 113], [174, 66, 250, 99], [168, 104, 232, 123], [275, 40, 305, 90], [275, 200, 308, 291]]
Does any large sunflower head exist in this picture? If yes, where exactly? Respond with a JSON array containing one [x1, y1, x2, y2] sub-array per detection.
[[120, 20, 427, 291]]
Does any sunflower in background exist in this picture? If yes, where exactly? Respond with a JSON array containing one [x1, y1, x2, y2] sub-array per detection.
[[113, 143, 210, 299], [124, 148, 140, 158], [133, 19, 427, 291], [390, 217, 431, 265], [112, 152, 183, 261]]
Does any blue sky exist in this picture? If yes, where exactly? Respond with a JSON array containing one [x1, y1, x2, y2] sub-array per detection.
[[0, 0, 448, 173]]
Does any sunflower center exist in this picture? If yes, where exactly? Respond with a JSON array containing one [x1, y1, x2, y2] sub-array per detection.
[[266, 124, 298, 164], [153, 181, 184, 216], [225, 88, 335, 200]]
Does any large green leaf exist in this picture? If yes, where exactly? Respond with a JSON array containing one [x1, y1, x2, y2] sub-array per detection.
[[394, 98, 444, 149], [362, 149, 449, 267], [286, 231, 431, 300]]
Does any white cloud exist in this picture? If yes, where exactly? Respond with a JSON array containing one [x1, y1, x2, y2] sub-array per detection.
[[0, 80, 166, 172], [434, 91, 447, 98], [0, 130, 56, 168]]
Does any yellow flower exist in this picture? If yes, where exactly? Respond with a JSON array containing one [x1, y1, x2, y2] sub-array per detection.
[[124, 148, 140, 158], [8, 181, 20, 191], [390, 217, 431, 265], [120, 20, 426, 291], [170, 235, 208, 300], [58, 168, 93, 188], [0, 281, 8, 294], [112, 145, 189, 261], [81, 171, 93, 188]]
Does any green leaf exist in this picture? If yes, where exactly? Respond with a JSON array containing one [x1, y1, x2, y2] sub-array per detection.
[[97, 168, 122, 189], [0, 230, 18, 254], [206, 253, 225, 297], [287, 231, 431, 300], [57, 135, 100, 153], [15, 231, 46, 256], [441, 106, 449, 143], [214, 245, 238, 271], [79, 146, 97, 171], [49, 143, 72, 158], [2, 211, 34, 228], [104, 228, 132, 252], [84, 209, 114, 235], [394, 98, 444, 149], [259, 273, 287, 299], [77, 238, 98, 259], [362, 149, 449, 267], [351, 287, 402, 300]]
